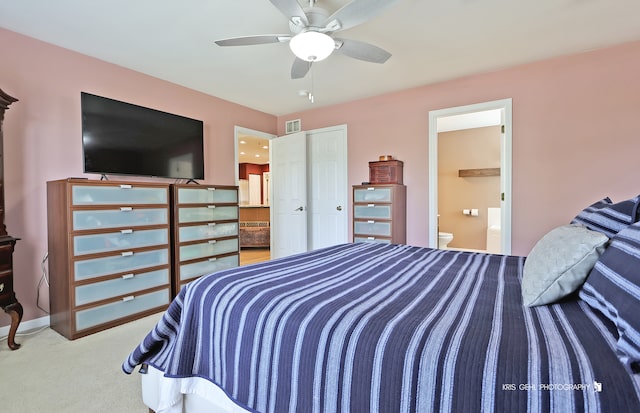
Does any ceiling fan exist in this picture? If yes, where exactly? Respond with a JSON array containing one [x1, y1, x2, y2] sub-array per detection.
[[214, 0, 401, 79]]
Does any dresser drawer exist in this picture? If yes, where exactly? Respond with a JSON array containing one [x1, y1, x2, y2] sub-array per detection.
[[73, 208, 168, 230], [75, 268, 170, 306], [178, 206, 238, 223], [179, 238, 239, 262], [73, 228, 169, 256], [354, 204, 392, 220], [74, 248, 169, 281], [354, 220, 392, 237], [178, 222, 239, 242], [75, 288, 169, 331], [177, 187, 238, 204], [72, 184, 168, 205], [354, 187, 392, 203], [179, 255, 239, 282], [354, 236, 392, 244]]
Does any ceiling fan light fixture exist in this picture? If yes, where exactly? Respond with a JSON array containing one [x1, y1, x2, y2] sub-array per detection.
[[289, 31, 335, 62]]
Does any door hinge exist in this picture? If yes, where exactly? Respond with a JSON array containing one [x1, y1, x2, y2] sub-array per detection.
[[501, 192, 505, 201], [501, 124, 505, 134]]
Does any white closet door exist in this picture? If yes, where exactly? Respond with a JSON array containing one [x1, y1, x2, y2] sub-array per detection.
[[271, 131, 307, 259], [308, 126, 348, 250]]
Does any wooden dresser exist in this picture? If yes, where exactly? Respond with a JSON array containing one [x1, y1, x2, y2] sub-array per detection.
[[352, 184, 406, 244], [0, 88, 22, 350], [47, 179, 172, 339], [171, 184, 239, 296]]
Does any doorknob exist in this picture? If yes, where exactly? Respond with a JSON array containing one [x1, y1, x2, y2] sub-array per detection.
[[295, 206, 304, 211], [336, 206, 343, 211]]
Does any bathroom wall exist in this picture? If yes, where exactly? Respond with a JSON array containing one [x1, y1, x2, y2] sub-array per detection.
[[438, 126, 501, 250]]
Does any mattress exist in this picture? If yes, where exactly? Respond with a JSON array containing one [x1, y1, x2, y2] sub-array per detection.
[[124, 242, 640, 413]]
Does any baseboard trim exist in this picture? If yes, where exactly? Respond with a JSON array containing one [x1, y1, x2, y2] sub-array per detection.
[[0, 315, 50, 339]]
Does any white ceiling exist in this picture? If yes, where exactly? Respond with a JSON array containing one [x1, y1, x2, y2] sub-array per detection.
[[1, 0, 640, 116], [238, 134, 271, 165]]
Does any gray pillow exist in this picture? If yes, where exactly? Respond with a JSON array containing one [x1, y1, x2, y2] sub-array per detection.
[[522, 224, 608, 307]]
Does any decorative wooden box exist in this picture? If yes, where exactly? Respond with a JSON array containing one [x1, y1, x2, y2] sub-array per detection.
[[369, 160, 404, 184]]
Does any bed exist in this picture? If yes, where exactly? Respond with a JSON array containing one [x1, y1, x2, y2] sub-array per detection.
[[124, 196, 640, 413]]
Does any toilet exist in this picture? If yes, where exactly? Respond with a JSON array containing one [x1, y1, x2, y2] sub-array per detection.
[[438, 232, 454, 249]]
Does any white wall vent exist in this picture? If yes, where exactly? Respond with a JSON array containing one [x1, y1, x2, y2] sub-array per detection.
[[285, 119, 301, 134]]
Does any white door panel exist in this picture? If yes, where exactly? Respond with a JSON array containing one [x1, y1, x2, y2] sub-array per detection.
[[308, 126, 348, 250], [271, 131, 307, 259]]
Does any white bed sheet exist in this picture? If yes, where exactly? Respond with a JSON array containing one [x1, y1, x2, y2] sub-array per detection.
[[141, 365, 251, 413]]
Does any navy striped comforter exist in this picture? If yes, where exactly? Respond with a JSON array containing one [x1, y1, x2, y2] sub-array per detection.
[[123, 242, 640, 412]]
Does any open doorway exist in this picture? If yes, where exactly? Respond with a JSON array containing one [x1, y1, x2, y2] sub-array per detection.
[[234, 126, 275, 266], [428, 99, 512, 255], [235, 125, 348, 260]]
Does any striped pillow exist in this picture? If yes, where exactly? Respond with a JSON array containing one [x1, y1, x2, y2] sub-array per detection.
[[579, 221, 640, 372], [571, 195, 640, 238]]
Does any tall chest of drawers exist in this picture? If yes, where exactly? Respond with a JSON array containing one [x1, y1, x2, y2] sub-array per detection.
[[352, 184, 406, 244], [47, 179, 172, 339], [171, 184, 239, 296]]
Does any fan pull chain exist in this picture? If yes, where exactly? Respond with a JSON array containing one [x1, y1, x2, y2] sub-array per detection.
[[309, 62, 315, 103]]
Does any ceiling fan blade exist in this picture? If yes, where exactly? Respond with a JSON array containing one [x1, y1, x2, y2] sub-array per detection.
[[268, 0, 309, 27], [322, 0, 401, 32], [335, 38, 391, 63], [291, 57, 312, 79], [215, 35, 290, 47]]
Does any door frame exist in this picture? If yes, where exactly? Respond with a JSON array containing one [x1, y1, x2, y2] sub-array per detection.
[[234, 126, 276, 251], [427, 98, 512, 254]]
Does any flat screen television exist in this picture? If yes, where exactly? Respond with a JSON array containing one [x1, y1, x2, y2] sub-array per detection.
[[81, 92, 205, 180]]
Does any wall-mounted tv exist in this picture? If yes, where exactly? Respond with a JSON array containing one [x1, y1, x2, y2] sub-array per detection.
[[81, 92, 205, 180]]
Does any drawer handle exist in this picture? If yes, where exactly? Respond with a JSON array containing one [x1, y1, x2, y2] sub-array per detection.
[[208, 240, 217, 244], [121, 251, 134, 257], [367, 220, 375, 224], [207, 187, 216, 191], [120, 184, 132, 189], [207, 222, 217, 227], [122, 295, 135, 302], [0, 283, 4, 293], [120, 207, 133, 212], [122, 274, 135, 280], [367, 237, 375, 240], [367, 187, 375, 191], [207, 205, 216, 209], [367, 204, 375, 207], [208, 257, 217, 262], [120, 229, 133, 234]]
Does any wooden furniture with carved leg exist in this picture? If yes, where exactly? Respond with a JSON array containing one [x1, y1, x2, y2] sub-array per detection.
[[0, 88, 23, 350]]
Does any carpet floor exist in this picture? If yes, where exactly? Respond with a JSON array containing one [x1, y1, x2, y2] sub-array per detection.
[[0, 312, 163, 412]]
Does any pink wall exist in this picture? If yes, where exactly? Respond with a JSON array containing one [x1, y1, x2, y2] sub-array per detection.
[[0, 28, 276, 327], [278, 40, 640, 256], [2, 26, 640, 328]]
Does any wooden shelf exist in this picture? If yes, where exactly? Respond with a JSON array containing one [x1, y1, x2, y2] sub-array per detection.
[[458, 168, 500, 177]]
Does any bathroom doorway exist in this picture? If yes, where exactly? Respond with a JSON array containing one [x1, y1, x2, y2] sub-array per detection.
[[428, 99, 512, 255], [234, 126, 275, 266]]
